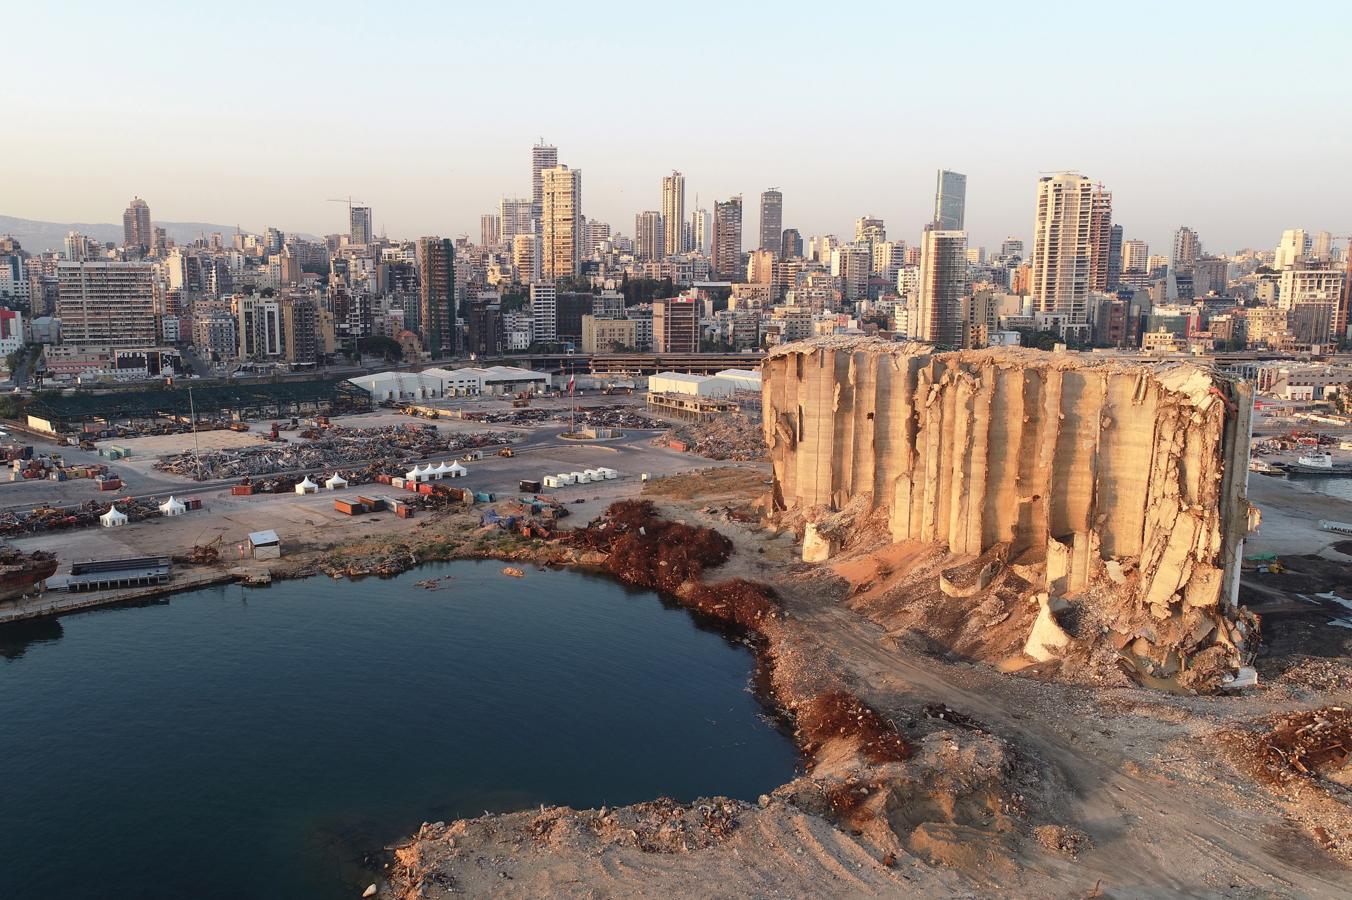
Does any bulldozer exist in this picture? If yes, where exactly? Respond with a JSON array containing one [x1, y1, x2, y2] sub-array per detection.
[[498, 447, 514, 458]]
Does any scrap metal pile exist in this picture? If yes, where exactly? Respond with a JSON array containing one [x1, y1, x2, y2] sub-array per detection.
[[0, 496, 164, 537], [154, 424, 518, 481], [659, 413, 767, 461]]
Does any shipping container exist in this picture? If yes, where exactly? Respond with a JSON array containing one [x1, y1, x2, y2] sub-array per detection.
[[334, 499, 366, 515], [519, 479, 542, 493], [231, 484, 255, 496], [396, 505, 414, 519]]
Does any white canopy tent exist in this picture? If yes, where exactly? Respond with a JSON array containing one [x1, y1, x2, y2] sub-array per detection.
[[100, 505, 128, 527], [325, 473, 349, 490], [159, 496, 186, 516], [447, 462, 467, 478], [295, 476, 318, 494]]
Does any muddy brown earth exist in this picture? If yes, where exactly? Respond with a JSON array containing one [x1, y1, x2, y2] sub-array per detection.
[[343, 484, 1352, 899]]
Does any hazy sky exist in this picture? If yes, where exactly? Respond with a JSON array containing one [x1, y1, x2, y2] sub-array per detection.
[[7, 1, 1349, 256]]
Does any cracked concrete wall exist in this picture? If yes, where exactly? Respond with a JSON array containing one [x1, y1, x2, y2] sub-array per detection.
[[764, 337, 1255, 680]]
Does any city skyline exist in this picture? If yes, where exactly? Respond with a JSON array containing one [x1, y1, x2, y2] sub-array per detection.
[[6, 2, 1347, 255]]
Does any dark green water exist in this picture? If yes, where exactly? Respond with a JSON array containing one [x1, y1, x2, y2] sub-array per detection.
[[0, 560, 797, 899]]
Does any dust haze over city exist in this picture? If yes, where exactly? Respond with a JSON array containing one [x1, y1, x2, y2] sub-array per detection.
[[2, 3, 1351, 899]]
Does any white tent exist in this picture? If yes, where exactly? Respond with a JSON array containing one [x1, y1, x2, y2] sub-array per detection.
[[100, 505, 128, 527], [447, 462, 467, 478], [159, 496, 186, 516], [295, 476, 318, 494], [432, 462, 452, 479], [325, 473, 348, 490], [404, 465, 422, 481]]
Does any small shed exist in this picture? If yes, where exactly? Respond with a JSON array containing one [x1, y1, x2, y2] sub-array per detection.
[[295, 476, 318, 495], [571, 471, 591, 484], [248, 529, 281, 560], [100, 505, 128, 528], [159, 496, 186, 516], [325, 473, 348, 490]]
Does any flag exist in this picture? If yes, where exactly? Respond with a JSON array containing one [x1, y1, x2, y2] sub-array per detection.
[[567, 374, 575, 393]]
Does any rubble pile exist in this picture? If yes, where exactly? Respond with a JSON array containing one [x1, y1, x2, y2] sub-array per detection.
[[570, 499, 732, 594], [659, 413, 767, 460], [1249, 706, 1352, 784], [154, 424, 517, 481], [796, 690, 913, 765]]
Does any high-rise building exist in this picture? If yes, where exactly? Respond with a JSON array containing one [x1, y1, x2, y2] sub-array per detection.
[[264, 227, 284, 255], [466, 292, 503, 356], [57, 260, 158, 347], [854, 216, 886, 245], [512, 233, 540, 283], [831, 244, 871, 302], [349, 206, 373, 246], [635, 211, 665, 262], [235, 294, 283, 359], [498, 198, 534, 244], [1122, 239, 1150, 274], [416, 237, 455, 356], [529, 281, 557, 343], [712, 197, 743, 280], [531, 141, 558, 226], [1030, 172, 1095, 337], [1312, 231, 1334, 262], [541, 165, 582, 280], [480, 215, 500, 249], [781, 228, 803, 259], [1087, 186, 1113, 292], [64, 230, 96, 262], [759, 189, 783, 252], [1106, 224, 1124, 290], [1275, 228, 1310, 269], [916, 226, 968, 347], [653, 295, 699, 353], [933, 170, 967, 230], [1172, 227, 1201, 273], [692, 209, 713, 255], [1000, 237, 1024, 259], [661, 172, 686, 257], [122, 198, 152, 255], [1193, 257, 1229, 297]]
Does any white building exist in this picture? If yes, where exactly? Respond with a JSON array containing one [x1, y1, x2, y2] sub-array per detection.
[[530, 282, 557, 342]]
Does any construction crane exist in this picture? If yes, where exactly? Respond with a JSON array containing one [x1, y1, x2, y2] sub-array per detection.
[[326, 196, 365, 215]]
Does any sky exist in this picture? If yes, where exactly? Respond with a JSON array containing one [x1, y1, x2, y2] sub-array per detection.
[[6, 1, 1350, 258]]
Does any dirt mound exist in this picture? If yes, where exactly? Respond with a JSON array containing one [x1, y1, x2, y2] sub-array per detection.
[[796, 690, 912, 765]]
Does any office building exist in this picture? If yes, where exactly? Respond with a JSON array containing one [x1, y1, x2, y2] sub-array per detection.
[[781, 228, 803, 259], [712, 197, 743, 280], [57, 261, 158, 347], [466, 292, 503, 357], [235, 294, 283, 359], [653, 294, 699, 353], [692, 208, 713, 255], [122, 198, 152, 256], [1312, 231, 1334, 262], [759, 189, 783, 252], [416, 237, 456, 356], [581, 314, 637, 353], [915, 226, 968, 347], [541, 165, 582, 280], [661, 172, 685, 256], [1106, 224, 1124, 290], [512, 233, 540, 283], [933, 170, 967, 230], [1194, 256, 1229, 297], [1030, 172, 1095, 338], [531, 141, 558, 225], [349, 206, 373, 247]]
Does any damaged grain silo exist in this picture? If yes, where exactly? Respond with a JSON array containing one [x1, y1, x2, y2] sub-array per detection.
[[763, 337, 1257, 688]]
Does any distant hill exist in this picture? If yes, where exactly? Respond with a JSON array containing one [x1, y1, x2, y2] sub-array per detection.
[[0, 215, 261, 253]]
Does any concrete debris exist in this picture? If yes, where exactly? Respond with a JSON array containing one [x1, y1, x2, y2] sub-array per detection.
[[1023, 593, 1071, 662], [764, 337, 1255, 687], [657, 414, 767, 461]]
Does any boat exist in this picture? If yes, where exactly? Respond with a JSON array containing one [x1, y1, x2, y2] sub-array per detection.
[[1278, 453, 1352, 477], [0, 547, 59, 602]]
